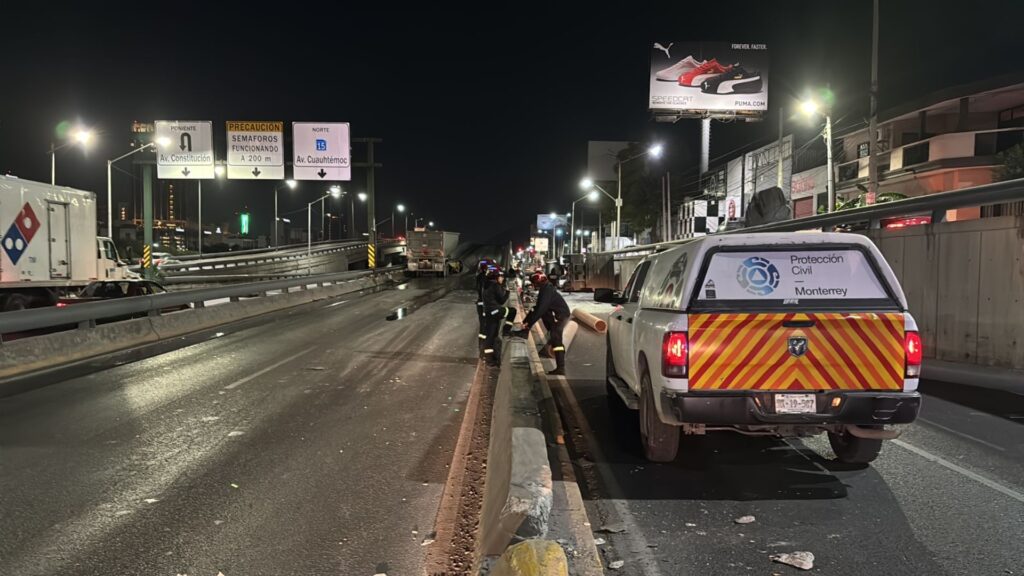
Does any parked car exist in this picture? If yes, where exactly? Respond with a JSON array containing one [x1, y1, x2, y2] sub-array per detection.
[[597, 232, 922, 464]]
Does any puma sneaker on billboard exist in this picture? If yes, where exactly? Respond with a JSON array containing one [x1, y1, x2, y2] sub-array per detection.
[[679, 59, 733, 87], [700, 66, 763, 94], [654, 55, 705, 82]]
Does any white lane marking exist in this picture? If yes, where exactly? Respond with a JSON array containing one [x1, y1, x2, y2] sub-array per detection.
[[892, 439, 1024, 504], [918, 417, 1006, 452], [223, 349, 314, 390], [324, 300, 350, 308], [783, 438, 833, 474]]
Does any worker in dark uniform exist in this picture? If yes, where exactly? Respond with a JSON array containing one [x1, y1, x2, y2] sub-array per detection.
[[475, 260, 489, 354], [481, 267, 516, 366], [514, 272, 571, 375]]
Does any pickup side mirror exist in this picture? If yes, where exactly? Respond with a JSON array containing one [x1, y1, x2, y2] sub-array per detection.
[[594, 288, 624, 304]]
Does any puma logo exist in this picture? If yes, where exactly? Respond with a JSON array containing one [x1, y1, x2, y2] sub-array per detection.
[[653, 42, 673, 59]]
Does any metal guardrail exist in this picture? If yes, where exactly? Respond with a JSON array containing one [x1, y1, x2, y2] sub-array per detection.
[[173, 239, 356, 262], [160, 241, 364, 274], [597, 177, 1024, 258], [0, 267, 401, 339], [157, 239, 407, 277]]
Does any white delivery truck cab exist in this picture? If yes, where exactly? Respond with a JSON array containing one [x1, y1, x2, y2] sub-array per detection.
[[598, 232, 922, 464], [0, 175, 128, 311]]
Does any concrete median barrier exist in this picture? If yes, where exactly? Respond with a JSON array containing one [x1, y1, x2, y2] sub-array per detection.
[[0, 272, 397, 384], [480, 293, 554, 558]]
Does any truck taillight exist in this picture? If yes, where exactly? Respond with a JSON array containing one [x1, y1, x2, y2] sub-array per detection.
[[905, 331, 922, 377], [662, 332, 688, 378]]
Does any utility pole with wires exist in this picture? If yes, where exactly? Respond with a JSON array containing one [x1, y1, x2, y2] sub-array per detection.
[[866, 0, 880, 205]]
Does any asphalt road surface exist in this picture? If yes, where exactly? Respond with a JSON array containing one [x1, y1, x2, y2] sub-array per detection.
[[0, 277, 480, 575], [556, 318, 1024, 576]]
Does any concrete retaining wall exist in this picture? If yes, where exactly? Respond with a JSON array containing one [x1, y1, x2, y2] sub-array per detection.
[[866, 215, 1024, 370], [0, 272, 397, 382]]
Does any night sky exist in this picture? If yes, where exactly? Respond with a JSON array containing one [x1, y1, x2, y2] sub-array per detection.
[[2, 2, 1021, 243]]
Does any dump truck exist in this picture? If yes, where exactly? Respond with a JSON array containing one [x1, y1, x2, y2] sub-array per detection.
[[406, 229, 460, 276]]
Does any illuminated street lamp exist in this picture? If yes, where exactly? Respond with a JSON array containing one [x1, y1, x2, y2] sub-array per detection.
[[309, 187, 342, 257], [50, 126, 96, 186], [606, 143, 663, 245], [579, 179, 617, 252], [395, 203, 406, 237], [800, 97, 835, 212], [570, 189, 598, 254]]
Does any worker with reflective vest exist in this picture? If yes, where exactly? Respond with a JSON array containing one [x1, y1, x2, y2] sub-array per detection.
[[516, 272, 571, 375], [481, 267, 516, 366]]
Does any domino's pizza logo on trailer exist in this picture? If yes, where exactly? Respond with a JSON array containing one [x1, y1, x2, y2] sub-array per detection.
[[2, 203, 41, 265]]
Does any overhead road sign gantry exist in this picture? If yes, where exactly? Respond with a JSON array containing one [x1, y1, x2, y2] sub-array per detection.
[[155, 121, 215, 179]]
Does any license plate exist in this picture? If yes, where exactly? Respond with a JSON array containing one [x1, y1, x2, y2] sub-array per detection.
[[775, 394, 816, 414]]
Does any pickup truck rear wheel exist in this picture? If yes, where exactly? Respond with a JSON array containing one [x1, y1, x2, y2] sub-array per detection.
[[828, 427, 883, 464], [639, 370, 679, 462]]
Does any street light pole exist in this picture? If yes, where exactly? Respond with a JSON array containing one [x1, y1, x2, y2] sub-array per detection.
[[106, 139, 169, 239], [49, 127, 95, 186], [825, 113, 835, 213], [612, 144, 662, 249], [308, 189, 341, 257]]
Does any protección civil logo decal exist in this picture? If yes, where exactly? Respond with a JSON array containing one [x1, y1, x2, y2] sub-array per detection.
[[2, 203, 40, 265], [736, 256, 780, 296]]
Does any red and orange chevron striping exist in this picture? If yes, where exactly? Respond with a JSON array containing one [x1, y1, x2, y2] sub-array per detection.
[[688, 313, 904, 391]]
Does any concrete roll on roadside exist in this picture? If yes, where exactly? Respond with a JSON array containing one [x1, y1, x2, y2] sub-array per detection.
[[571, 308, 607, 333]]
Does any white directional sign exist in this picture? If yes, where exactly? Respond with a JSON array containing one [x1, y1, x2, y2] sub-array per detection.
[[226, 121, 285, 179], [155, 121, 215, 179], [292, 122, 351, 181]]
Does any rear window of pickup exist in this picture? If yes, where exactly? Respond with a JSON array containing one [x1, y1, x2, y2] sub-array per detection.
[[690, 246, 900, 312]]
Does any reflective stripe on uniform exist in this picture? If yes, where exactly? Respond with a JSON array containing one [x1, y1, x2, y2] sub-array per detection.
[[490, 310, 500, 315], [504, 321, 514, 326], [478, 334, 487, 339], [483, 349, 494, 354], [552, 346, 565, 352]]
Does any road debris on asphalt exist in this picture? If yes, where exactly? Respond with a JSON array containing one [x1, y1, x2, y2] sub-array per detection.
[[305, 366, 326, 371], [597, 523, 626, 533], [734, 515, 756, 524], [593, 537, 606, 546], [421, 531, 436, 546], [608, 560, 625, 570], [770, 551, 815, 570]]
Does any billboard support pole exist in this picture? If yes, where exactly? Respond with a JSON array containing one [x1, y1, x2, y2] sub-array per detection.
[[776, 112, 785, 189], [699, 117, 711, 174]]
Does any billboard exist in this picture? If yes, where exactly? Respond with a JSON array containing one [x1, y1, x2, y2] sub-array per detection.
[[649, 42, 768, 114], [537, 214, 568, 231], [532, 237, 550, 252]]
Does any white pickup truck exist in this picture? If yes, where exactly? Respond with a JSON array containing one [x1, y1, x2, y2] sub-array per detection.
[[597, 233, 922, 464]]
